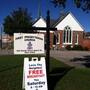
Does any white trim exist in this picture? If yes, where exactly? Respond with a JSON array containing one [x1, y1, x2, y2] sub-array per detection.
[[75, 34, 78, 45], [36, 30, 54, 33], [63, 43, 72, 45], [63, 26, 73, 44], [65, 30, 67, 43]]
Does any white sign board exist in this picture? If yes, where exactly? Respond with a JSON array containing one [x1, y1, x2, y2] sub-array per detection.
[[23, 57, 48, 90], [14, 33, 44, 54]]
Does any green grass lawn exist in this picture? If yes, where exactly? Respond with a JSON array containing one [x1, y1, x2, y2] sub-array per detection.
[[55, 68, 90, 90], [0, 55, 90, 90]]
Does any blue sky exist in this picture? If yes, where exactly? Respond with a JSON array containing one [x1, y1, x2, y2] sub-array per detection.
[[0, 0, 90, 32]]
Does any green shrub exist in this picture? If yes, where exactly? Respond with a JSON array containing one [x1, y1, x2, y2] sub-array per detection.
[[72, 45, 84, 50], [66, 45, 87, 51]]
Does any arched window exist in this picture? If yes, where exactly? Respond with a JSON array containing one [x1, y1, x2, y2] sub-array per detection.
[[63, 26, 72, 44]]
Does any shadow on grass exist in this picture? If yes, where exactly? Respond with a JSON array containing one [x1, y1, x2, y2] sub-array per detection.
[[70, 55, 90, 68], [49, 67, 73, 90]]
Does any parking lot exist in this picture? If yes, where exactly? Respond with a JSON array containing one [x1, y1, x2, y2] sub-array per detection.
[[50, 50, 90, 68]]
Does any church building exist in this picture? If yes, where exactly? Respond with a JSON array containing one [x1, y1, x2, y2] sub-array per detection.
[[33, 12, 90, 50]]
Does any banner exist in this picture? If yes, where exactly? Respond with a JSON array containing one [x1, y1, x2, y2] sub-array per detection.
[[23, 57, 48, 90], [14, 33, 44, 54]]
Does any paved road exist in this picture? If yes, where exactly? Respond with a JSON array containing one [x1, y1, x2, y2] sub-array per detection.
[[50, 50, 90, 68]]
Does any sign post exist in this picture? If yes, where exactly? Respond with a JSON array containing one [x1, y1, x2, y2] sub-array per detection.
[[46, 10, 50, 90]]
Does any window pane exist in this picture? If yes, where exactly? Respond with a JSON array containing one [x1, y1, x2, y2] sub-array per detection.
[[63, 26, 72, 44], [69, 30, 71, 43], [63, 30, 65, 43], [67, 30, 68, 43]]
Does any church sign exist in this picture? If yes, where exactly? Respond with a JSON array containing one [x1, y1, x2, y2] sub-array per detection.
[[14, 33, 44, 54], [23, 57, 48, 90]]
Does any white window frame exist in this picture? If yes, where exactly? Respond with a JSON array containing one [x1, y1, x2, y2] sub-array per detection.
[[75, 34, 78, 45], [63, 26, 73, 45]]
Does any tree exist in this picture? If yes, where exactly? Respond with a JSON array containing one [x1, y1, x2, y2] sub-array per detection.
[[3, 8, 33, 36], [51, 0, 90, 13]]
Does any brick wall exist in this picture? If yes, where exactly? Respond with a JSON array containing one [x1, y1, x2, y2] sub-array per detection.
[[82, 39, 90, 50], [9, 31, 90, 50], [50, 33, 53, 48], [50, 30, 84, 49], [73, 31, 84, 46], [59, 31, 63, 48]]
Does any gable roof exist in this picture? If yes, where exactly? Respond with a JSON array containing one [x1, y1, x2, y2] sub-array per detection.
[[33, 16, 44, 24], [69, 12, 85, 31], [33, 16, 46, 26], [52, 12, 69, 27], [54, 12, 85, 31], [33, 12, 85, 31], [33, 16, 56, 27]]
